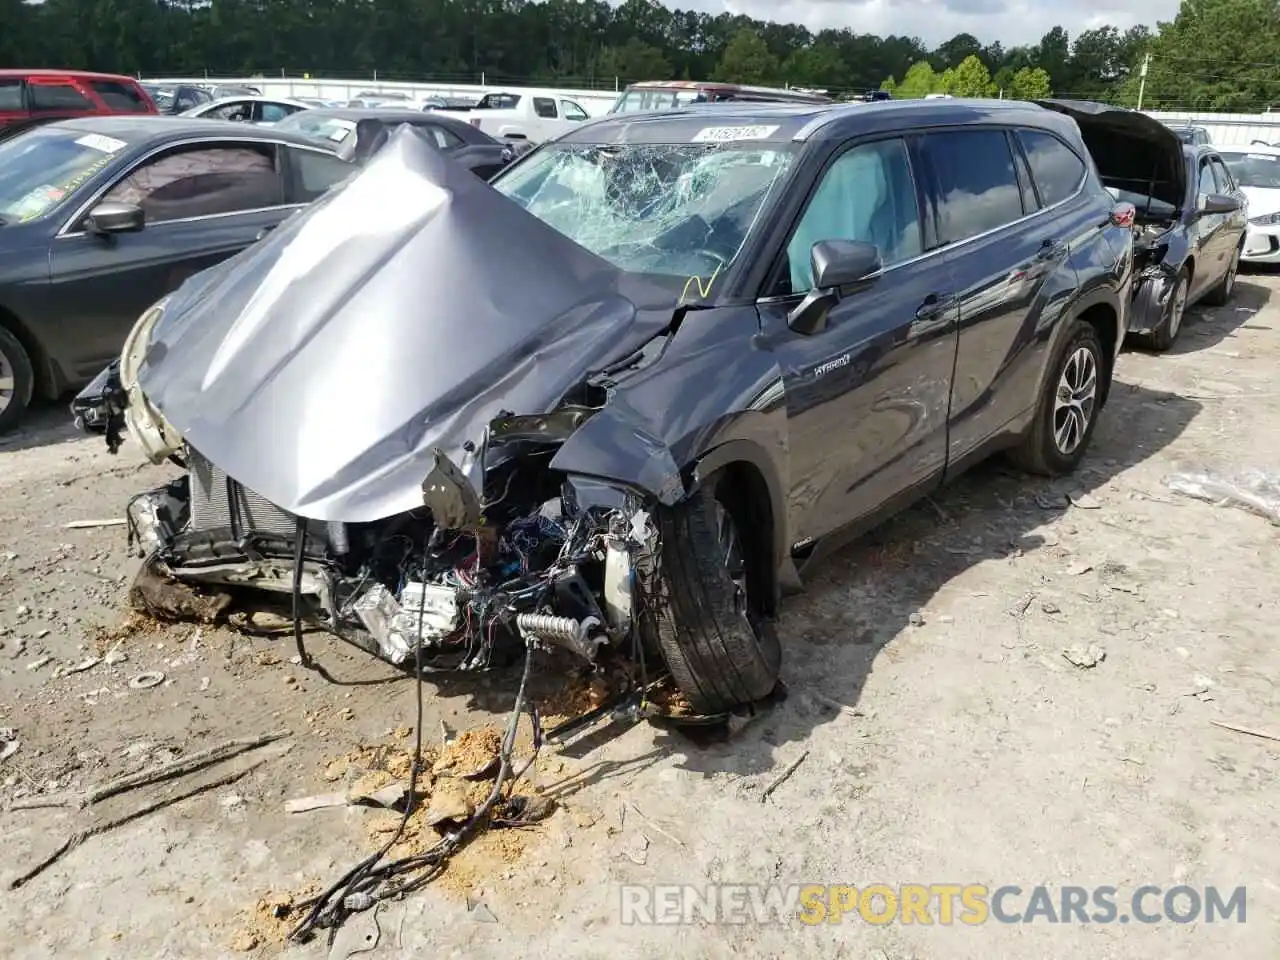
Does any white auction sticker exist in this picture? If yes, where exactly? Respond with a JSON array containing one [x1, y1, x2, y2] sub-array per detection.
[[75, 133, 128, 153], [691, 125, 780, 143], [1246, 153, 1278, 161]]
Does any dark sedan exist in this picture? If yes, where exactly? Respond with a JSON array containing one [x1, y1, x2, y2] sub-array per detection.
[[0, 116, 355, 431], [271, 107, 531, 175], [1123, 143, 1248, 351]]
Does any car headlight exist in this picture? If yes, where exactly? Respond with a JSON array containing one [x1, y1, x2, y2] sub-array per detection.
[[1249, 211, 1280, 226], [119, 297, 183, 463], [119, 296, 169, 390]]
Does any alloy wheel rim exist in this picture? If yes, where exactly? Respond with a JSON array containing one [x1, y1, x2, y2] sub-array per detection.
[[714, 501, 749, 617], [1052, 345, 1097, 456], [0, 349, 14, 416]]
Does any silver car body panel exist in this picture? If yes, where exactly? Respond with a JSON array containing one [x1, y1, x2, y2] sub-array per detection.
[[137, 129, 677, 523]]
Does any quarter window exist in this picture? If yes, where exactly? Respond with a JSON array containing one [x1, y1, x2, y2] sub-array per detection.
[[922, 129, 1025, 245], [102, 145, 283, 223], [784, 137, 921, 294], [1017, 130, 1086, 208]]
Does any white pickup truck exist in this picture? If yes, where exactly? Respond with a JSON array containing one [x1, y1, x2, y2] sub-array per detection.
[[466, 90, 592, 143]]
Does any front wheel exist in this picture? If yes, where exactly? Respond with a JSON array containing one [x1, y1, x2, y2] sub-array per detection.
[[0, 326, 35, 435], [1009, 318, 1106, 476], [1147, 267, 1189, 352], [638, 473, 781, 715]]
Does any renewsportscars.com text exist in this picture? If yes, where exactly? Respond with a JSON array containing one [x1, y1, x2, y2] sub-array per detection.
[[619, 883, 1247, 926]]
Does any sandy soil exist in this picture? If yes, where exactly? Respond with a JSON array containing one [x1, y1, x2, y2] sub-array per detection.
[[2, 276, 1278, 959]]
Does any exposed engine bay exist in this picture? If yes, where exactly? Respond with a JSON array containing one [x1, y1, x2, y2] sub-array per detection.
[[123, 431, 656, 674]]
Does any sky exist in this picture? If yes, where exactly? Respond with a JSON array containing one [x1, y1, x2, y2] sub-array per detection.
[[701, 0, 1185, 49]]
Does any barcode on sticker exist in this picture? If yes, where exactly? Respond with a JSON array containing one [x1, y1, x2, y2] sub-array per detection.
[[691, 125, 780, 143]]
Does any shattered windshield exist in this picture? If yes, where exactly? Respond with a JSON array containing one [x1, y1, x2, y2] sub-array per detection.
[[491, 141, 797, 283], [1220, 152, 1280, 189]]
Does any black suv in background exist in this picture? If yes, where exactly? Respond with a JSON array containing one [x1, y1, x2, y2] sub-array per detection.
[[78, 98, 1146, 712]]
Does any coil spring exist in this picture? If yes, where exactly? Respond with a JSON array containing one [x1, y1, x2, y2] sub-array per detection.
[[515, 613, 585, 643]]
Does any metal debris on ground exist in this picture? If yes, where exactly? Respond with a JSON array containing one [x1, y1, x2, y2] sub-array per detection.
[[1162, 468, 1280, 525], [129, 671, 165, 690], [63, 518, 128, 529]]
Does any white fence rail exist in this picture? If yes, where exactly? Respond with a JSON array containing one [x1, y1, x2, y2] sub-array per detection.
[[148, 77, 1280, 143]]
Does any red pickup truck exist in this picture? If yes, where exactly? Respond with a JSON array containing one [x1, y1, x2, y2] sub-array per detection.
[[0, 70, 157, 136]]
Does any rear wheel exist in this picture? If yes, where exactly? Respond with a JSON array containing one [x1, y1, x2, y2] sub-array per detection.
[[0, 326, 34, 435], [1148, 267, 1189, 352], [1202, 246, 1240, 307], [638, 472, 781, 715], [1009, 318, 1105, 476]]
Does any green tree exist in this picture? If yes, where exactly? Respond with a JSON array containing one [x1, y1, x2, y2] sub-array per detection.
[[593, 38, 672, 82], [896, 60, 938, 98], [1007, 66, 1052, 99], [948, 54, 995, 96], [713, 28, 780, 85], [782, 42, 846, 89], [880, 75, 898, 94]]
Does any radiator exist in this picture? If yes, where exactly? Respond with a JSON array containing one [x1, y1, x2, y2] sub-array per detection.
[[187, 448, 348, 551]]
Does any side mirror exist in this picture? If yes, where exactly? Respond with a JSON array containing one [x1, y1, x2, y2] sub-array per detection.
[[786, 239, 883, 335], [85, 201, 145, 236], [1199, 193, 1241, 215]]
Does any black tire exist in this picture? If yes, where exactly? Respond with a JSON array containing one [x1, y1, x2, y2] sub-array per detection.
[[1009, 318, 1105, 476], [1147, 267, 1189, 352], [1202, 245, 1240, 307], [0, 325, 35, 435], [637, 473, 781, 714]]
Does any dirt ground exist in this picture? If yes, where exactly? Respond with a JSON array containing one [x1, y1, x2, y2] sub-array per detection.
[[2, 276, 1278, 960]]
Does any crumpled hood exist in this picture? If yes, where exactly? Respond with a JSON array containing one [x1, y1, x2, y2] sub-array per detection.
[[1035, 99, 1187, 210], [138, 127, 676, 523]]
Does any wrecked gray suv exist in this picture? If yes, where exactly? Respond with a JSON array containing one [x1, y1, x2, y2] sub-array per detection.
[[73, 99, 1136, 714]]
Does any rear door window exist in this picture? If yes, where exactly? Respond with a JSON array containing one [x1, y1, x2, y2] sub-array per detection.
[[533, 97, 558, 119], [1017, 130, 1086, 208], [29, 81, 94, 112], [0, 79, 25, 111], [88, 80, 149, 113], [102, 144, 284, 223], [921, 128, 1026, 245]]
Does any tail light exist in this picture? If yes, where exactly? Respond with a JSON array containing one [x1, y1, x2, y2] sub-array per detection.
[[1110, 202, 1136, 228]]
